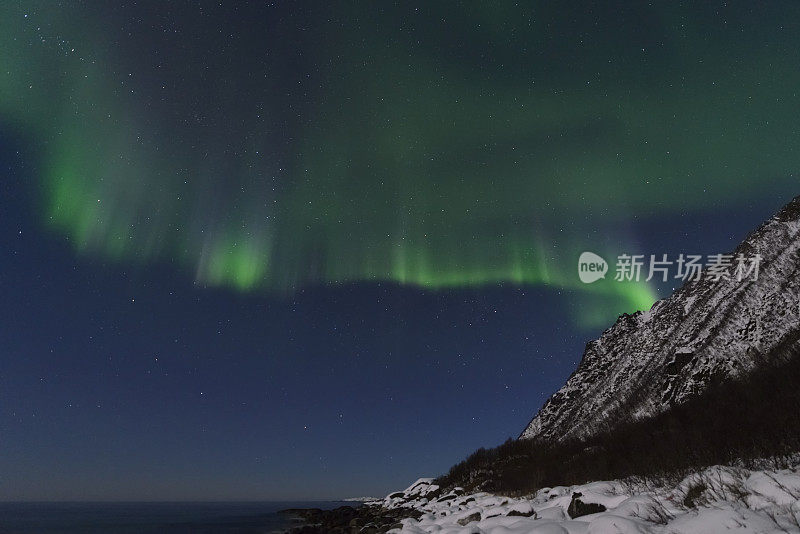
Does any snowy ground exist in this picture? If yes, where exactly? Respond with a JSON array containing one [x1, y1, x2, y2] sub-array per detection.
[[373, 465, 800, 533]]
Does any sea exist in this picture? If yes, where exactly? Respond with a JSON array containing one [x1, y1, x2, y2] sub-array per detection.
[[0, 501, 353, 533]]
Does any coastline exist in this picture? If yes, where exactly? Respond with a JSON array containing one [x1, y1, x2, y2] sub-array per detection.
[[279, 504, 420, 534], [282, 466, 800, 533]]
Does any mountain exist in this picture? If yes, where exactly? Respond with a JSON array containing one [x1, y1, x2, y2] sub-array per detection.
[[520, 196, 800, 442]]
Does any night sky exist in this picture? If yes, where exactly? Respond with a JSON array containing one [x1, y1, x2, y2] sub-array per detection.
[[1, 1, 799, 500]]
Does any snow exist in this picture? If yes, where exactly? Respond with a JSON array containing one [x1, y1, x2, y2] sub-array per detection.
[[377, 465, 800, 534]]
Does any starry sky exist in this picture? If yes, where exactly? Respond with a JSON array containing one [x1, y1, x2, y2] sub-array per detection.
[[1, 1, 799, 500]]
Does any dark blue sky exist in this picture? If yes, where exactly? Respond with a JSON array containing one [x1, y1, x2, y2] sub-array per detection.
[[0, 165, 576, 499], [1, 1, 799, 500]]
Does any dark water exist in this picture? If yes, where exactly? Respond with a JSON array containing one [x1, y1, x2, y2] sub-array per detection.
[[0, 501, 351, 533]]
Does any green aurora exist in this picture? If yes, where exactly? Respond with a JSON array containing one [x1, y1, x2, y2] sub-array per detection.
[[2, 2, 800, 326]]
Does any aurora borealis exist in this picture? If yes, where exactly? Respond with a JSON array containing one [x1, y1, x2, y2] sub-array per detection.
[[3, 2, 798, 324], [3, 1, 800, 502]]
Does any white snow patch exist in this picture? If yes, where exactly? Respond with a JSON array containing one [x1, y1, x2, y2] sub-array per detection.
[[377, 464, 800, 534]]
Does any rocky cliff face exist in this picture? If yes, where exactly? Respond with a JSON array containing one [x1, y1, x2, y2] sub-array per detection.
[[520, 197, 800, 442]]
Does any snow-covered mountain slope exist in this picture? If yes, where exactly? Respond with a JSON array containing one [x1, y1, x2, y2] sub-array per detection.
[[381, 465, 800, 533], [521, 197, 800, 442]]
